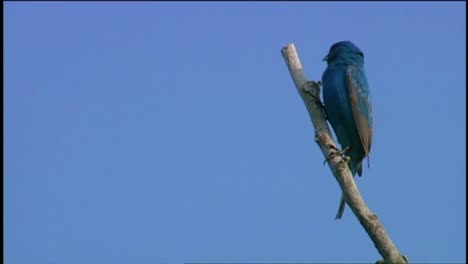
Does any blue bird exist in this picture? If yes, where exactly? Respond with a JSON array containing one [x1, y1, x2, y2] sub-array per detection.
[[322, 41, 373, 220]]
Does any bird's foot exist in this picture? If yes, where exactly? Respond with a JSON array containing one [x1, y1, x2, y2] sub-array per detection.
[[323, 146, 350, 165]]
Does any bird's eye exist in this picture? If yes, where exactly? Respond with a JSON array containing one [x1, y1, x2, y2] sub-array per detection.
[[357, 51, 364, 58]]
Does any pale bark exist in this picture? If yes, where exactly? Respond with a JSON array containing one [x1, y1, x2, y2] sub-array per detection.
[[281, 43, 407, 264]]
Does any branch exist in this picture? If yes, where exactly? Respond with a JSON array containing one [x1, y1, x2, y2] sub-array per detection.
[[281, 43, 408, 264]]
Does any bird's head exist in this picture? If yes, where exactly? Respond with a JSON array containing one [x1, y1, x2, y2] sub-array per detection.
[[323, 41, 364, 64]]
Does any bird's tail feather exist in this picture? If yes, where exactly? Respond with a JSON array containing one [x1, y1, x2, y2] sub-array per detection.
[[335, 161, 359, 220], [335, 194, 346, 220]]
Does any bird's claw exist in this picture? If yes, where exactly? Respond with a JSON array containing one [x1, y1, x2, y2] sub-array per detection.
[[327, 144, 340, 151], [341, 155, 350, 164], [323, 146, 350, 165]]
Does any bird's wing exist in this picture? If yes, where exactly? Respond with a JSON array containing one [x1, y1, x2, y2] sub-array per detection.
[[345, 65, 373, 166]]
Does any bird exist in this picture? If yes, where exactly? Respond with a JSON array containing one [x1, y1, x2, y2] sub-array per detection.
[[321, 41, 373, 220]]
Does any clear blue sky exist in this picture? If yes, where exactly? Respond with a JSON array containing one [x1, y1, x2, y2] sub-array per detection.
[[4, 2, 466, 263]]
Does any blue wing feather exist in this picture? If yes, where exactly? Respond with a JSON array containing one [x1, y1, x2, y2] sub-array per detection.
[[345, 65, 373, 166]]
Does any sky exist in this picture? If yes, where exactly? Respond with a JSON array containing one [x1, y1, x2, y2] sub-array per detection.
[[4, 2, 466, 264]]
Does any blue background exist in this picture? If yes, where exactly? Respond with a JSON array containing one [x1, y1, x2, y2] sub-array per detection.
[[4, 2, 466, 263]]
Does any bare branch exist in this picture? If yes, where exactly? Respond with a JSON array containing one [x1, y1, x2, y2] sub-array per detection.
[[281, 43, 407, 264]]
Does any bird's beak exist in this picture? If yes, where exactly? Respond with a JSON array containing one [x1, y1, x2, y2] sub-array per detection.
[[322, 55, 329, 61]]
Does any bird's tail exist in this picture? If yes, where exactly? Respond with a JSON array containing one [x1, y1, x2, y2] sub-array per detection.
[[335, 161, 360, 220], [335, 194, 346, 220]]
